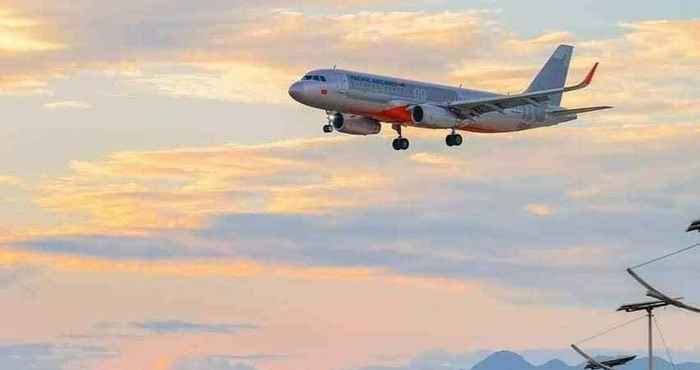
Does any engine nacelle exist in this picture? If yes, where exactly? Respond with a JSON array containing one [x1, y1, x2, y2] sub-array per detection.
[[331, 114, 381, 136], [411, 104, 460, 128]]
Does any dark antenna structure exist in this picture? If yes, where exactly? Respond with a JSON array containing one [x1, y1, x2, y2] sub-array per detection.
[[616, 299, 671, 370], [571, 220, 700, 370]]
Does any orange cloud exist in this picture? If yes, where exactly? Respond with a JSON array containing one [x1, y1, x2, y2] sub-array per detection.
[[620, 20, 700, 62], [0, 248, 497, 293], [12, 120, 694, 240], [524, 203, 555, 217], [29, 137, 392, 235], [0, 248, 369, 281], [505, 31, 575, 52], [43, 100, 91, 110], [0, 175, 22, 187], [0, 9, 64, 52]]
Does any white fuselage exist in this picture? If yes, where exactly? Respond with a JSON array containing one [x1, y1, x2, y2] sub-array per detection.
[[288, 69, 577, 133]]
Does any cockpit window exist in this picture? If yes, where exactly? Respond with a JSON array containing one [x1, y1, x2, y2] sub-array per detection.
[[302, 75, 327, 82]]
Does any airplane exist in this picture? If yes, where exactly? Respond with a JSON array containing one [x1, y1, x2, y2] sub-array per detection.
[[288, 44, 611, 151]]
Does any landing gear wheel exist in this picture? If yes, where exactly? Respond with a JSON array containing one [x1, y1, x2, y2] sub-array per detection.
[[392, 137, 410, 151], [392, 138, 401, 151], [323, 124, 333, 133], [446, 134, 463, 147], [399, 138, 409, 150], [391, 124, 410, 151]]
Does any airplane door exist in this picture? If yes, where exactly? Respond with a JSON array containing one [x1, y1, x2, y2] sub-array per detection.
[[535, 106, 546, 122], [338, 74, 349, 95]]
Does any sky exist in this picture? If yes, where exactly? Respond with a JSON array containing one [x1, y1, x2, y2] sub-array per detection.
[[0, 1, 699, 369]]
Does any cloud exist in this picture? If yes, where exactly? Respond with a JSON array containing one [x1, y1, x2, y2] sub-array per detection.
[[130, 320, 258, 335], [0, 9, 65, 52], [130, 63, 297, 104], [510, 245, 621, 268], [525, 204, 555, 217], [31, 137, 391, 234], [0, 175, 22, 187], [28, 121, 695, 240], [172, 358, 260, 370], [505, 32, 575, 52], [0, 248, 384, 281], [127, 9, 498, 103], [0, 342, 112, 370], [409, 152, 463, 167], [0, 119, 694, 304], [43, 100, 91, 110], [0, 6, 498, 99], [619, 20, 700, 62], [0, 2, 696, 121], [0, 8, 66, 94]]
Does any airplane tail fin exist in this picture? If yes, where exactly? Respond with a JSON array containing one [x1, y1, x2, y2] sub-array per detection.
[[525, 44, 573, 106]]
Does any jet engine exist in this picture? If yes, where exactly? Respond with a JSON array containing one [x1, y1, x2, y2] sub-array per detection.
[[331, 114, 381, 135], [411, 104, 460, 128]]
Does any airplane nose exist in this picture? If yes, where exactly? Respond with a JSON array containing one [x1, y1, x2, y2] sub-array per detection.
[[288, 82, 304, 101]]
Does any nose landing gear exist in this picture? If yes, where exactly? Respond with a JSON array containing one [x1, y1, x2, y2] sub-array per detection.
[[391, 124, 410, 151], [323, 112, 338, 133], [446, 129, 463, 147]]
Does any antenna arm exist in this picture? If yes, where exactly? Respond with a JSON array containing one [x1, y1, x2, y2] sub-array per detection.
[[571, 344, 616, 370], [627, 268, 700, 314]]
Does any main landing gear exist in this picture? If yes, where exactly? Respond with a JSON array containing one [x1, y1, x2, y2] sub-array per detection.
[[392, 124, 409, 151], [392, 137, 409, 151], [445, 129, 463, 147]]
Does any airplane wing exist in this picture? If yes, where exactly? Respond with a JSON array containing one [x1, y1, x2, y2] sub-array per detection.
[[447, 63, 600, 117]]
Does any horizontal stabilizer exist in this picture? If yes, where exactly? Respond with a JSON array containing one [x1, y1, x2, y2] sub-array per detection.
[[549, 106, 613, 116]]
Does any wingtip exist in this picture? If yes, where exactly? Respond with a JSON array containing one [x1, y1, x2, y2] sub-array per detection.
[[583, 62, 599, 85]]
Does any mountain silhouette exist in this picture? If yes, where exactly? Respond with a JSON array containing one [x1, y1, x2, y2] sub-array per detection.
[[470, 351, 700, 370], [472, 352, 536, 370], [354, 351, 700, 370]]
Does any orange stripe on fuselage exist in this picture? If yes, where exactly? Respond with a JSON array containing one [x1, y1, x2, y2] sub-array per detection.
[[352, 106, 412, 123], [351, 106, 510, 133]]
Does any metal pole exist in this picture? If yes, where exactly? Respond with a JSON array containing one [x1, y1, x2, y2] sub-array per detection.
[[648, 308, 653, 370]]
